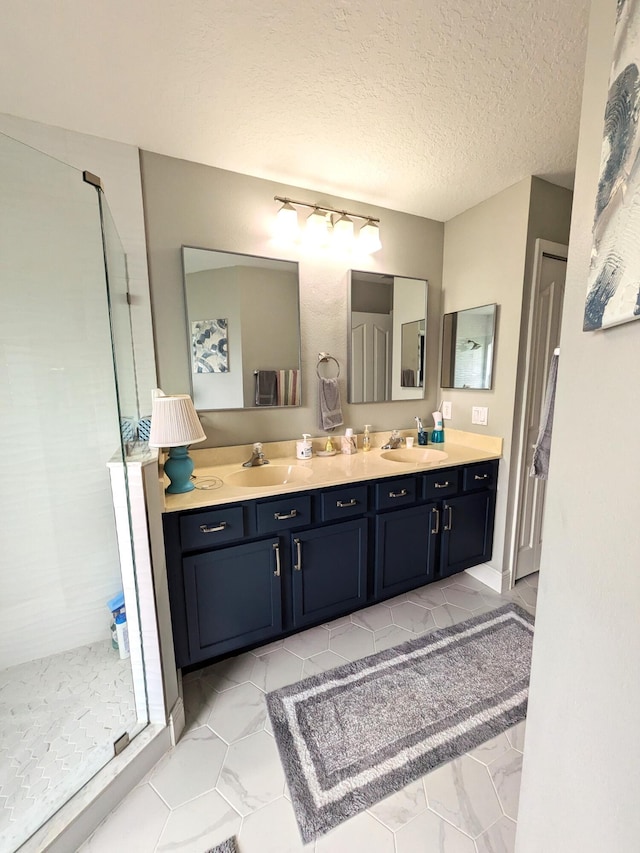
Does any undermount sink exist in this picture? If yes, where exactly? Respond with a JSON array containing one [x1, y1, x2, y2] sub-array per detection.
[[380, 448, 449, 465], [225, 464, 314, 488]]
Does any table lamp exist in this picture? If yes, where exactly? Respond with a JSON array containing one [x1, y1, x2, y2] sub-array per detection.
[[148, 392, 206, 493]]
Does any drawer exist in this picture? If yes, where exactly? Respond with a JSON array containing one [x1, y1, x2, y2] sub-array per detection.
[[256, 494, 312, 533], [180, 506, 245, 551], [375, 477, 417, 511], [320, 484, 368, 522], [422, 469, 459, 500], [462, 461, 498, 491]]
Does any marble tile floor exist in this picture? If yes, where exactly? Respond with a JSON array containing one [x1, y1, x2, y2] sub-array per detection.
[[1, 640, 136, 853], [80, 572, 538, 853]]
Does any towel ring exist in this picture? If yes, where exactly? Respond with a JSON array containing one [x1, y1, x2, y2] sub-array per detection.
[[316, 352, 340, 379]]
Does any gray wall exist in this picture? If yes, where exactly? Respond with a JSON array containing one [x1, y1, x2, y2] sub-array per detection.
[[140, 150, 444, 446], [516, 0, 640, 849], [440, 177, 572, 585]]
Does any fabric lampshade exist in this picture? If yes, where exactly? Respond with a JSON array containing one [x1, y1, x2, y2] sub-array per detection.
[[148, 394, 206, 448]]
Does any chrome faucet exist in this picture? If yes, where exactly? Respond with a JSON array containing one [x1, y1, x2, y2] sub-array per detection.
[[381, 430, 405, 450], [243, 442, 270, 467]]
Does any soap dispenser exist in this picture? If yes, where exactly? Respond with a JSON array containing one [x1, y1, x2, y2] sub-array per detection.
[[296, 433, 313, 459], [362, 424, 372, 452], [431, 411, 444, 444]]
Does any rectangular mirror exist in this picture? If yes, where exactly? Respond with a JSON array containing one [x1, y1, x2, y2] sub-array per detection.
[[182, 247, 301, 410], [348, 271, 428, 403], [441, 303, 497, 389]]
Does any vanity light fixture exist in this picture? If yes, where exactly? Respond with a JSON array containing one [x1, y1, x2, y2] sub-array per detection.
[[148, 390, 206, 494], [274, 196, 381, 253]]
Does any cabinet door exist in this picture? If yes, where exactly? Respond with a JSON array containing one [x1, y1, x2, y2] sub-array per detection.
[[183, 538, 283, 664], [440, 490, 496, 578], [291, 519, 368, 629], [374, 504, 437, 599]]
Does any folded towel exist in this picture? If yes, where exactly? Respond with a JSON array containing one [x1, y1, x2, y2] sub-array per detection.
[[401, 368, 416, 387], [277, 369, 300, 406], [255, 370, 278, 406], [318, 376, 344, 430], [530, 352, 559, 480]]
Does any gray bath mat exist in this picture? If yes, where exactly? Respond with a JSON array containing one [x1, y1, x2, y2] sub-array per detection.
[[267, 603, 534, 842], [205, 837, 238, 853]]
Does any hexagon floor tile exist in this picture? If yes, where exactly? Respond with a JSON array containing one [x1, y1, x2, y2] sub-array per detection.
[[77, 572, 537, 852]]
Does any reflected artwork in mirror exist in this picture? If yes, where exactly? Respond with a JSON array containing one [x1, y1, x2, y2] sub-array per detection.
[[348, 271, 428, 403], [441, 303, 497, 390], [182, 247, 301, 410]]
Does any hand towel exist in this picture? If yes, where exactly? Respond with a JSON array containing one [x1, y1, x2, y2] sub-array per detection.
[[255, 370, 278, 406], [530, 351, 559, 479], [318, 376, 344, 430]]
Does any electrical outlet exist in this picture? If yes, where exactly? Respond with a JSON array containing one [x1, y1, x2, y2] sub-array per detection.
[[442, 401, 452, 420], [472, 406, 488, 426]]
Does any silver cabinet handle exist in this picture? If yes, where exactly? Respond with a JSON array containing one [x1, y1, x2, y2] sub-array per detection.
[[274, 509, 298, 520], [336, 498, 357, 508], [199, 521, 228, 533], [444, 505, 453, 531], [474, 473, 489, 481], [434, 481, 450, 489], [272, 542, 281, 577], [431, 506, 440, 534], [389, 488, 408, 498], [293, 537, 302, 571]]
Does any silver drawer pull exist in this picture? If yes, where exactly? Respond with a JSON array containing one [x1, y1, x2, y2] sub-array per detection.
[[434, 481, 450, 489], [273, 542, 281, 577], [431, 506, 440, 534], [474, 473, 489, 481], [274, 509, 298, 520], [389, 488, 408, 498], [336, 498, 357, 508], [199, 522, 228, 533], [293, 537, 302, 571]]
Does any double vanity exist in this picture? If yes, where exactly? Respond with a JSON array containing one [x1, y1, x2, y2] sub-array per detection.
[[161, 430, 502, 670]]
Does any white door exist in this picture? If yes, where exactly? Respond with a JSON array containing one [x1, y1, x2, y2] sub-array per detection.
[[350, 311, 391, 402], [514, 249, 567, 579]]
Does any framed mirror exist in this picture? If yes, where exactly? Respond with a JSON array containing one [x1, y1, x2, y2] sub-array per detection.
[[441, 303, 497, 389], [348, 271, 428, 403], [182, 247, 301, 410]]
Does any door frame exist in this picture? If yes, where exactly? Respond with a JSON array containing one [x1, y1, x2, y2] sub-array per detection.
[[507, 239, 568, 588]]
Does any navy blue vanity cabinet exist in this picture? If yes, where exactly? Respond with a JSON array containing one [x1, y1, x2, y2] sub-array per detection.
[[182, 537, 283, 664], [374, 503, 438, 599], [290, 518, 368, 629], [438, 461, 498, 578]]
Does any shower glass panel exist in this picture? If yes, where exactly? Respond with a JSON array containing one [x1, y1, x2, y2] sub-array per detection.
[[0, 132, 148, 851]]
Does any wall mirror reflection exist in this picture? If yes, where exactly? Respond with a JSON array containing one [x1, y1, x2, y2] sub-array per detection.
[[441, 303, 497, 389], [182, 247, 301, 410], [348, 270, 428, 403]]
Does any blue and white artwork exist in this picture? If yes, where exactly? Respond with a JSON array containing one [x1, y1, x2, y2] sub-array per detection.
[[192, 319, 229, 372], [584, 0, 640, 331]]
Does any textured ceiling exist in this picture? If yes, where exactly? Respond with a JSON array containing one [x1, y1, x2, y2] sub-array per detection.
[[0, 0, 590, 221]]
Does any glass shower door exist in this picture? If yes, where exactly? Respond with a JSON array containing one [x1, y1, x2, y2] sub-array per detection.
[[0, 133, 148, 850]]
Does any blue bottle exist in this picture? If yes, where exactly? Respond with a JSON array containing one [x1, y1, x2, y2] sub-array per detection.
[[415, 416, 427, 445], [431, 411, 444, 443]]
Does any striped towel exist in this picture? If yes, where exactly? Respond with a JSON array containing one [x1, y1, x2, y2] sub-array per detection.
[[277, 369, 300, 406]]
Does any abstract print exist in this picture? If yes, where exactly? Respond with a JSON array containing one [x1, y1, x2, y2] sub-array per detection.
[[192, 319, 229, 372]]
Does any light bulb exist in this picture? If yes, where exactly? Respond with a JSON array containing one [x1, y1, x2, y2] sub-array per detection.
[[332, 213, 354, 249], [304, 208, 330, 247], [358, 219, 382, 253], [274, 201, 299, 240]]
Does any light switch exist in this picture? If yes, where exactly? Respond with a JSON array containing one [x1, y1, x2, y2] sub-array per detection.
[[442, 401, 452, 420], [472, 406, 488, 425]]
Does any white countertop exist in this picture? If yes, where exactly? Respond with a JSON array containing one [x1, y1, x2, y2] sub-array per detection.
[[161, 429, 502, 512]]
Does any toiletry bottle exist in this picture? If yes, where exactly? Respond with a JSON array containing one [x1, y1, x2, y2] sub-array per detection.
[[341, 427, 357, 455], [431, 411, 444, 443], [416, 416, 427, 445], [296, 433, 312, 459], [325, 435, 335, 453], [362, 424, 371, 452], [115, 612, 130, 660]]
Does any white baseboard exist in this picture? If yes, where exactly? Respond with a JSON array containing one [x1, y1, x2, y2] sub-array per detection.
[[169, 695, 185, 746], [464, 563, 504, 593]]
